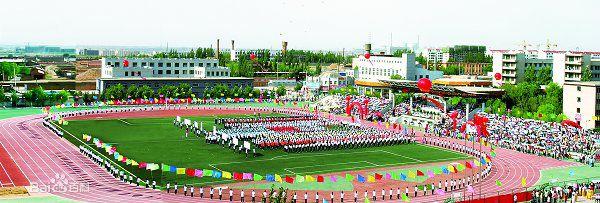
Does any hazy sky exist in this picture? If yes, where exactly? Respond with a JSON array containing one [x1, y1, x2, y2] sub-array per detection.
[[1, 0, 598, 51]]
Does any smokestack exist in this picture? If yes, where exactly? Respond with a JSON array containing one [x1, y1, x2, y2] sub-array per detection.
[[231, 40, 235, 51], [364, 43, 372, 53], [216, 39, 220, 60], [282, 41, 288, 55]]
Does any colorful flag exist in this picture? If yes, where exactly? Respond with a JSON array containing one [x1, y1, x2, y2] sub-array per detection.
[[253, 174, 263, 181], [233, 172, 243, 180], [275, 174, 282, 182], [345, 174, 354, 181], [266, 174, 275, 182], [442, 167, 449, 174], [408, 171, 416, 179], [203, 169, 213, 177], [243, 173, 253, 180], [330, 175, 338, 182], [401, 193, 410, 202], [296, 175, 305, 183], [306, 175, 315, 182], [212, 171, 222, 179], [357, 175, 366, 183], [176, 168, 186, 175], [374, 173, 383, 180], [400, 173, 407, 181], [474, 159, 481, 167], [285, 176, 294, 184], [162, 164, 170, 172], [367, 175, 375, 182], [427, 170, 435, 178], [521, 177, 526, 187], [448, 164, 456, 173], [186, 168, 195, 177], [490, 151, 496, 158], [131, 160, 138, 166], [317, 175, 324, 183], [222, 171, 232, 179], [495, 180, 502, 187], [465, 161, 473, 169], [385, 173, 391, 180], [195, 169, 203, 178], [138, 162, 147, 169], [416, 170, 424, 176]]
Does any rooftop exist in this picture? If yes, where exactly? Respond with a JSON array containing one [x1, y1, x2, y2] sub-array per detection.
[[99, 77, 252, 81]]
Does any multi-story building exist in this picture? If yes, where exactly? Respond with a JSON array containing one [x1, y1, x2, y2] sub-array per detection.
[[563, 81, 600, 130], [352, 53, 443, 81], [97, 58, 251, 96], [492, 50, 600, 86], [422, 48, 451, 64]]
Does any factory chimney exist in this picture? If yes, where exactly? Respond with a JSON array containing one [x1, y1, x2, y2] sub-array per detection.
[[216, 39, 220, 60], [282, 41, 288, 55]]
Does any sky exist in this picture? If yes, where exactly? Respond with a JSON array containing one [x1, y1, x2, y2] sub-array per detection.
[[1, 0, 598, 51]]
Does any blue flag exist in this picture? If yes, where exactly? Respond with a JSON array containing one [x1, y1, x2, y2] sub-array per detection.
[[480, 158, 487, 166], [213, 170, 222, 179], [266, 174, 275, 182], [357, 175, 366, 183], [442, 167, 450, 174], [169, 166, 176, 173], [400, 173, 407, 181]]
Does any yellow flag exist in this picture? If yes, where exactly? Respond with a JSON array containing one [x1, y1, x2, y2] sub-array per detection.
[[305, 175, 315, 182], [521, 177, 527, 187], [275, 174, 282, 182], [222, 171, 232, 179], [448, 164, 456, 173], [367, 175, 375, 182], [474, 159, 481, 167], [131, 160, 138, 166], [176, 168, 186, 175], [408, 171, 416, 179]]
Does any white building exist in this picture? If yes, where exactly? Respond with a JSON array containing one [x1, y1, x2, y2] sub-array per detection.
[[100, 58, 230, 79], [352, 53, 443, 81], [422, 48, 451, 64], [563, 81, 600, 129], [491, 50, 600, 86]]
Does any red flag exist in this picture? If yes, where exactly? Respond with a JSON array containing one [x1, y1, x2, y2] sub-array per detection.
[[186, 168, 195, 177], [374, 173, 383, 180], [465, 161, 473, 169], [416, 170, 425, 176], [285, 176, 294, 184], [317, 175, 324, 182], [138, 162, 147, 169], [234, 172, 243, 180]]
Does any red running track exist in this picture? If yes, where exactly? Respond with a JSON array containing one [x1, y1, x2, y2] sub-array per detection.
[[0, 111, 579, 203], [0, 141, 29, 187]]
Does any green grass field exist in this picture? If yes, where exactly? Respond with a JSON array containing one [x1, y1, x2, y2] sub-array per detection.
[[57, 115, 470, 188]]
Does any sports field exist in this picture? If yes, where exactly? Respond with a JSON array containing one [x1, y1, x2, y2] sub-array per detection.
[[57, 115, 470, 187]]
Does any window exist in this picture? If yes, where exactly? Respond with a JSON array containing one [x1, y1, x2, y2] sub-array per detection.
[[132, 62, 138, 67], [142, 62, 147, 66], [158, 62, 163, 67], [158, 70, 163, 74], [183, 70, 188, 74], [167, 63, 172, 67], [200, 63, 204, 67], [137, 71, 141, 76], [125, 72, 129, 76], [190, 63, 195, 67], [166, 70, 172, 74], [175, 63, 179, 67], [149, 62, 154, 67], [577, 97, 581, 102], [214, 63, 218, 67], [107, 62, 112, 66], [183, 63, 187, 67], [577, 108, 580, 113], [175, 70, 180, 74], [115, 62, 120, 67], [577, 86, 581, 91]]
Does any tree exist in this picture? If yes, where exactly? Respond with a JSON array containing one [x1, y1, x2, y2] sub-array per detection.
[[390, 74, 405, 80], [10, 91, 18, 107], [294, 83, 303, 91], [545, 82, 562, 113], [0, 88, 6, 103], [0, 62, 21, 81], [276, 85, 286, 97], [137, 85, 154, 99], [537, 66, 553, 85], [415, 54, 427, 65], [126, 85, 138, 99], [176, 83, 192, 98], [581, 65, 592, 82], [482, 65, 493, 74], [442, 65, 464, 75], [524, 66, 537, 83]]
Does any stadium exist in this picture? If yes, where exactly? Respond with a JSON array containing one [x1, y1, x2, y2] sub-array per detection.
[[0, 91, 598, 203]]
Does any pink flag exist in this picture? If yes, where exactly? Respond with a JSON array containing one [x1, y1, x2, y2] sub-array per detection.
[[427, 170, 435, 178], [467, 185, 475, 193], [435, 189, 445, 195], [194, 169, 203, 177], [385, 173, 391, 180], [243, 173, 253, 180], [330, 175, 337, 182]]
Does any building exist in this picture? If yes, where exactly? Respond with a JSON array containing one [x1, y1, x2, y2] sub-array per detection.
[[422, 48, 451, 64], [351, 53, 443, 97], [79, 49, 100, 56], [100, 58, 230, 79], [352, 53, 443, 81], [97, 57, 251, 96], [491, 50, 600, 86], [563, 81, 600, 129]]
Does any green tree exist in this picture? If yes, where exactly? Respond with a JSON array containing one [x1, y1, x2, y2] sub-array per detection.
[[524, 66, 537, 83], [545, 82, 563, 113], [0, 62, 21, 81], [126, 85, 138, 99], [56, 90, 70, 104], [10, 91, 18, 107], [176, 83, 192, 98], [390, 74, 405, 80], [137, 85, 154, 99], [581, 65, 592, 82], [276, 85, 286, 97], [415, 54, 427, 65], [0, 88, 6, 103], [537, 66, 553, 85], [294, 83, 303, 91]]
